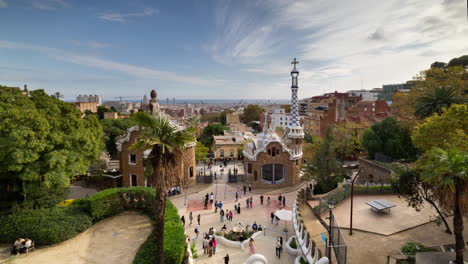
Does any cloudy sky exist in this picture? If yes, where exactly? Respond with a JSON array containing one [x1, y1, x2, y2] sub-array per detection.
[[0, 0, 467, 101]]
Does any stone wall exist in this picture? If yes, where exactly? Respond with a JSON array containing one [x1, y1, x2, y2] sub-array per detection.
[[358, 158, 393, 182]]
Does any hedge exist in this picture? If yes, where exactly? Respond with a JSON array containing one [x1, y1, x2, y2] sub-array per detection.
[[0, 187, 186, 264], [133, 201, 186, 264], [0, 206, 92, 245]]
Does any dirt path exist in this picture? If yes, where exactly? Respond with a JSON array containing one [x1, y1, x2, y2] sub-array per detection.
[[13, 212, 152, 264]]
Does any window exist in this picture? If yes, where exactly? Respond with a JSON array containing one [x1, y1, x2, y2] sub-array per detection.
[[268, 149, 271, 155], [247, 163, 252, 174], [130, 174, 137, 187], [271, 147, 276, 157], [372, 108, 375, 112], [364, 107, 367, 111], [220, 149, 224, 157], [230, 149, 234, 157], [280, 122, 282, 125], [261, 164, 286, 184], [189, 167, 194, 177], [280, 117, 282, 120], [129, 154, 137, 164]]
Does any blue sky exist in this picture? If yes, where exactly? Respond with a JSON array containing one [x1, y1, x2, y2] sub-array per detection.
[[0, 0, 467, 101]]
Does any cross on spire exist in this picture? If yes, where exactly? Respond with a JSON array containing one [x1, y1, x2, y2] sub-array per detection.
[[291, 58, 299, 69]]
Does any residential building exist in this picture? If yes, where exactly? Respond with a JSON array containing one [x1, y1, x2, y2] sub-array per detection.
[[346, 88, 382, 101], [75, 102, 98, 113], [103, 112, 119, 119], [345, 100, 390, 125], [380, 81, 416, 101], [212, 134, 246, 160], [76, 94, 102, 105], [269, 107, 305, 131]]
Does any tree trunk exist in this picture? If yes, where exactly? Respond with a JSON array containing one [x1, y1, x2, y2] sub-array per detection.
[[152, 151, 166, 264], [425, 198, 452, 234], [154, 188, 166, 264], [453, 178, 464, 264]]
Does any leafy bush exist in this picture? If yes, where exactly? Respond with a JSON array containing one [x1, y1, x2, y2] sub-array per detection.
[[0, 206, 92, 246], [190, 243, 198, 259], [299, 256, 309, 264], [85, 187, 156, 221], [290, 237, 297, 249], [401, 242, 435, 263], [133, 200, 185, 264]]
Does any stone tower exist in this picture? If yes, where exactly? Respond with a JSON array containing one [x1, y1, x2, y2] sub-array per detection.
[[286, 58, 304, 157]]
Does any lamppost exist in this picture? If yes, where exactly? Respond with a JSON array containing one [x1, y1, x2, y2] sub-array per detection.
[[350, 168, 362, 236], [327, 199, 335, 264]]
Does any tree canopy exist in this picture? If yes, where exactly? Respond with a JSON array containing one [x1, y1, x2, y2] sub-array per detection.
[[0, 88, 104, 209], [242, 104, 264, 124], [412, 104, 468, 152], [362, 117, 419, 160], [100, 117, 137, 159], [198, 123, 226, 147]]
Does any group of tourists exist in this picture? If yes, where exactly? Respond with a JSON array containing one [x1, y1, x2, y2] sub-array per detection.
[[180, 211, 200, 227], [219, 209, 233, 222], [270, 212, 281, 224], [10, 238, 33, 255], [167, 186, 180, 196]]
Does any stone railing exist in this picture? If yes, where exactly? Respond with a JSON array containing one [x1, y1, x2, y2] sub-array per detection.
[[291, 186, 330, 264]]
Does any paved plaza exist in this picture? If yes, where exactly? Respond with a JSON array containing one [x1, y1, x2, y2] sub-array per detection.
[[327, 194, 437, 235], [10, 212, 152, 264]]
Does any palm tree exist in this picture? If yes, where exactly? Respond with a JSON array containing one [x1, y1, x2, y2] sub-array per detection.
[[130, 112, 195, 264], [184, 116, 201, 137], [415, 86, 464, 118], [420, 147, 468, 264], [52, 92, 64, 99]]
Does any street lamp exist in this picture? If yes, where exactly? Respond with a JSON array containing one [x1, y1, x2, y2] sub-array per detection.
[[327, 199, 335, 264]]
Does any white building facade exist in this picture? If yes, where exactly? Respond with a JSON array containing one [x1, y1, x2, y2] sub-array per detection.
[[270, 108, 305, 131], [346, 89, 381, 101]]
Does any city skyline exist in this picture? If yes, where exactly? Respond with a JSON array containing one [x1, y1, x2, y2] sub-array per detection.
[[1, 0, 467, 100]]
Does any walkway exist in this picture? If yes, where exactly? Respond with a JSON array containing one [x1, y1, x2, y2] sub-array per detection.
[[12, 212, 152, 264]]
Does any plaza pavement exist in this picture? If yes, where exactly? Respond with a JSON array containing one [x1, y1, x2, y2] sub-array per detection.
[[10, 212, 152, 264]]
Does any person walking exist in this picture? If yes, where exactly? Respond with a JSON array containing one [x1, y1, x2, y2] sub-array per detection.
[[229, 210, 233, 222], [214, 200, 219, 212], [246, 198, 249, 208], [243, 185, 247, 195], [267, 196, 271, 206], [208, 239, 213, 257], [248, 184, 252, 192], [280, 236, 283, 254], [197, 214, 201, 225], [276, 237, 282, 258], [270, 212, 275, 224], [220, 209, 225, 222], [275, 215, 280, 225], [235, 192, 239, 202], [249, 197, 253, 208], [210, 192, 214, 204], [224, 254, 230, 264], [260, 195, 264, 205], [204, 199, 208, 210], [249, 238, 255, 254], [283, 196, 286, 207], [218, 201, 223, 210], [203, 236, 209, 254], [189, 212, 193, 226], [181, 215, 185, 226], [194, 225, 200, 239], [278, 194, 282, 204], [237, 202, 241, 214], [212, 237, 217, 255]]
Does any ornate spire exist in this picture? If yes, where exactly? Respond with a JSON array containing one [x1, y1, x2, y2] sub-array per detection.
[[290, 58, 300, 127]]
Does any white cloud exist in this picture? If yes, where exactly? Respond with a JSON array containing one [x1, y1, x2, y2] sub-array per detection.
[[32, 0, 68, 10], [98, 8, 159, 23], [71, 40, 111, 49], [0, 0, 7, 8], [0, 40, 221, 86], [213, 0, 468, 96]]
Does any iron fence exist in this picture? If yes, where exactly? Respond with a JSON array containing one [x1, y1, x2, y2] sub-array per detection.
[[196, 175, 213, 183], [330, 212, 347, 264]]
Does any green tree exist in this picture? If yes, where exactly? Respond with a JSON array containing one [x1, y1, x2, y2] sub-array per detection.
[[331, 121, 361, 161], [242, 105, 264, 124], [198, 123, 226, 147], [97, 105, 116, 120], [415, 86, 465, 118], [195, 141, 209, 163], [280, 104, 291, 113], [100, 117, 136, 159], [419, 147, 468, 264], [51, 92, 64, 99], [412, 104, 468, 152], [184, 116, 201, 137], [362, 117, 419, 160], [448, 54, 468, 68], [130, 113, 195, 264], [0, 88, 103, 209], [312, 128, 341, 193], [393, 167, 452, 234]]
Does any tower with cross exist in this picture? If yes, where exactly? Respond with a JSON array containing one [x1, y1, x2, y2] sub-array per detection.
[[286, 58, 304, 159], [290, 58, 300, 127]]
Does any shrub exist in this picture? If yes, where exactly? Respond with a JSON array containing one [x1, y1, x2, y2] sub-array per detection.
[[0, 206, 92, 246], [290, 237, 297, 249], [190, 243, 198, 259], [85, 187, 156, 221], [133, 200, 186, 264], [299, 256, 309, 264], [401, 242, 435, 263]]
